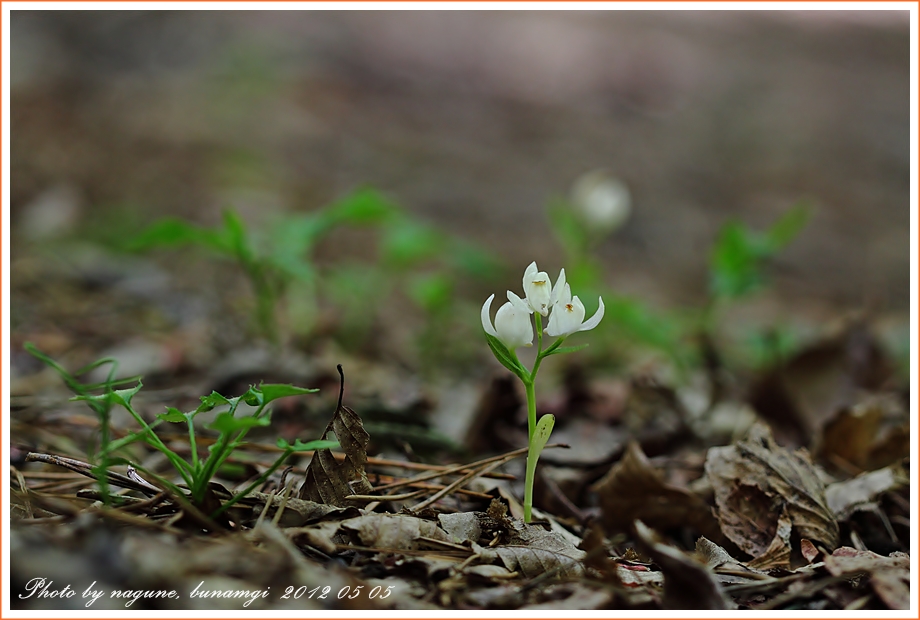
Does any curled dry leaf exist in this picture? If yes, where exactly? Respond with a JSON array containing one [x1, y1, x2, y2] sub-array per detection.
[[705, 422, 838, 564], [578, 521, 620, 583], [285, 520, 342, 555], [695, 537, 768, 585], [816, 395, 908, 472], [745, 504, 792, 570], [748, 322, 892, 446], [824, 460, 909, 521], [800, 539, 819, 564], [634, 521, 733, 610], [592, 441, 721, 539], [298, 366, 374, 505], [824, 547, 910, 610]]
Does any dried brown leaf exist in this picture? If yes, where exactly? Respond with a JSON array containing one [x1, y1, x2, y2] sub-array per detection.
[[817, 400, 883, 469], [634, 521, 733, 610], [521, 583, 613, 610], [824, 461, 909, 521], [816, 395, 908, 471], [242, 493, 359, 528], [748, 322, 891, 446], [592, 441, 721, 539], [705, 422, 838, 563], [800, 539, 820, 564], [284, 520, 342, 554], [474, 543, 584, 579], [438, 512, 482, 544], [298, 367, 373, 505], [473, 522, 586, 579], [823, 546, 910, 575], [745, 505, 792, 570], [340, 513, 451, 550], [824, 547, 910, 610], [579, 521, 620, 582], [695, 537, 768, 584]]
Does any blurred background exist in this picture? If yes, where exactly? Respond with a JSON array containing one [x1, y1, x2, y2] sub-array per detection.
[[8, 11, 913, 609], [10, 9, 910, 401]]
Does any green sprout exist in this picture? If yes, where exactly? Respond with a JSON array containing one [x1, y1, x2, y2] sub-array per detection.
[[130, 188, 402, 345], [708, 201, 811, 303], [129, 188, 501, 369], [26, 344, 337, 521], [480, 262, 604, 523], [704, 202, 812, 367]]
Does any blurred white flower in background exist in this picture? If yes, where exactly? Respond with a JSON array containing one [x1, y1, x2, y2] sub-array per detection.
[[570, 170, 631, 233]]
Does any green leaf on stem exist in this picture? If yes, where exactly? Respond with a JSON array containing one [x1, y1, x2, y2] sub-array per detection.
[[260, 383, 320, 405], [530, 414, 555, 457], [110, 383, 144, 408], [157, 407, 188, 423], [71, 382, 143, 408], [242, 387, 262, 407], [544, 343, 589, 357], [484, 332, 528, 380], [277, 438, 340, 452], [197, 391, 232, 413], [207, 412, 271, 435], [524, 413, 556, 523]]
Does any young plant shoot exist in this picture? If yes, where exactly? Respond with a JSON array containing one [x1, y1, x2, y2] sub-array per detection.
[[481, 262, 604, 523]]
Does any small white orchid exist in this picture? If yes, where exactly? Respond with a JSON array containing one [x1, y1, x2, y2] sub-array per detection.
[[480, 262, 605, 523], [481, 293, 533, 350], [522, 261, 553, 316], [545, 273, 605, 338]]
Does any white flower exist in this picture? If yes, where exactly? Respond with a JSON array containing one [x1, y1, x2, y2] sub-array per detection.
[[522, 261, 553, 316], [545, 275, 605, 338], [481, 293, 533, 350], [570, 170, 631, 232]]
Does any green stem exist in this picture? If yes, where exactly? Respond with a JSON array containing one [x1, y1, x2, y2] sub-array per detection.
[[195, 400, 269, 502], [523, 451, 534, 524], [209, 448, 295, 519], [188, 417, 199, 472], [523, 312, 544, 524], [525, 380, 536, 444], [121, 404, 195, 487]]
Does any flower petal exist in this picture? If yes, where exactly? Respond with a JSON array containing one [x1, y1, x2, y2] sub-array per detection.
[[545, 292, 584, 337], [550, 268, 567, 305], [523, 261, 538, 282], [481, 294, 498, 337], [578, 297, 605, 332], [507, 290, 533, 314], [495, 300, 533, 349]]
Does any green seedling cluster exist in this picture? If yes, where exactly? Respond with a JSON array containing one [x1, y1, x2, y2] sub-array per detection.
[[704, 201, 812, 367], [26, 344, 337, 519], [548, 185, 812, 373], [131, 188, 501, 365]]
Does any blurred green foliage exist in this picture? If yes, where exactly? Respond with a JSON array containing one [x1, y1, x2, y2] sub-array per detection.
[[131, 188, 502, 367], [546, 191, 812, 376], [709, 202, 811, 300]]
